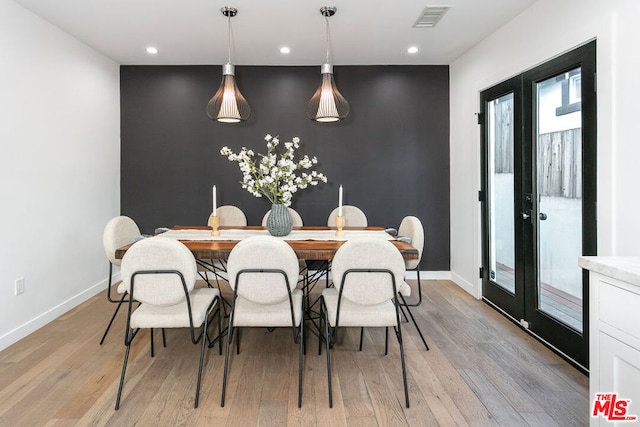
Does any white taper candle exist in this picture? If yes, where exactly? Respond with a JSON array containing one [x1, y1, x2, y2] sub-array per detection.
[[338, 185, 343, 217], [213, 185, 217, 216]]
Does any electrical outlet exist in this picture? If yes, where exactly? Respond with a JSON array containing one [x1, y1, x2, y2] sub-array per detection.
[[15, 277, 25, 296]]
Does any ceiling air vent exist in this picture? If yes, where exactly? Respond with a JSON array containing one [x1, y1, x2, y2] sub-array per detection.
[[413, 6, 451, 28]]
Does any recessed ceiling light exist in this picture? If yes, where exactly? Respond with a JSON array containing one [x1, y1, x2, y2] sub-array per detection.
[[146, 47, 158, 54], [280, 46, 291, 54], [408, 46, 419, 54]]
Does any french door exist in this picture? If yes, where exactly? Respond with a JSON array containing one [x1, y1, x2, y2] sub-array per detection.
[[480, 41, 596, 370]]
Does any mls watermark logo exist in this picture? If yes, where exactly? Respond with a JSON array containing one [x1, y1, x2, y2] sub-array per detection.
[[592, 393, 638, 422]]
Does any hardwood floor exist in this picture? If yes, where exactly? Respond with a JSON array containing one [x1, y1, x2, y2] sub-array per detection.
[[0, 279, 589, 426]]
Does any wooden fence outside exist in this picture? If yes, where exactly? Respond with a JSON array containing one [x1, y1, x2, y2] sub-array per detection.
[[537, 128, 582, 199], [493, 97, 514, 175], [493, 116, 582, 199]]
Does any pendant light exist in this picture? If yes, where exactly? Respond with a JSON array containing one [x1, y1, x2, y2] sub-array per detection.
[[307, 6, 350, 122], [207, 6, 251, 123]]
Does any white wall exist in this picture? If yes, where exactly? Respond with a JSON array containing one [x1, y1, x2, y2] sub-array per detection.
[[450, 0, 640, 297], [0, 1, 120, 350]]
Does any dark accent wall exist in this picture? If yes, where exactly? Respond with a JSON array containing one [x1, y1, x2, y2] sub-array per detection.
[[120, 65, 450, 270]]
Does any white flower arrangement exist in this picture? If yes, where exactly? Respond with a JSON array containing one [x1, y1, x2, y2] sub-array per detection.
[[220, 134, 328, 206]]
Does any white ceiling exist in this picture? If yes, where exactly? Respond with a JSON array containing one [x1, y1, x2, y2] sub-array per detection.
[[13, 0, 536, 66]]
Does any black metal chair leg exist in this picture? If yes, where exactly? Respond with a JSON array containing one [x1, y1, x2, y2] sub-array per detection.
[[212, 271, 231, 319], [318, 308, 323, 356], [399, 293, 429, 350], [162, 328, 167, 347], [303, 316, 307, 356], [303, 275, 309, 318], [150, 328, 155, 357], [221, 321, 235, 407], [236, 328, 241, 355], [298, 319, 303, 408], [385, 327, 389, 355], [194, 315, 208, 408], [220, 293, 229, 318], [326, 264, 330, 288], [218, 304, 223, 355], [359, 327, 364, 351], [115, 333, 132, 410], [100, 292, 127, 345], [399, 303, 409, 322], [324, 305, 333, 408], [397, 326, 410, 408], [206, 305, 223, 353]]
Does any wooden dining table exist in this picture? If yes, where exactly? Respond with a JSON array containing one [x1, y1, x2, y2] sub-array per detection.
[[114, 225, 419, 261]]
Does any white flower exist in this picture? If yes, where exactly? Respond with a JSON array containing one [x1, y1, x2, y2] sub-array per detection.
[[220, 134, 327, 205]]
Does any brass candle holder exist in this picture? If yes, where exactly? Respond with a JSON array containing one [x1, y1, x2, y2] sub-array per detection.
[[335, 215, 345, 236], [209, 214, 220, 236]]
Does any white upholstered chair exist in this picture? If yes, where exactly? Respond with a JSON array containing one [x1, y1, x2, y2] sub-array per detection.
[[326, 205, 368, 227], [100, 216, 140, 345], [322, 205, 369, 288], [214, 205, 247, 226], [319, 238, 410, 408], [396, 216, 429, 350], [115, 236, 220, 410], [261, 207, 307, 279], [221, 236, 304, 408], [198, 205, 248, 303]]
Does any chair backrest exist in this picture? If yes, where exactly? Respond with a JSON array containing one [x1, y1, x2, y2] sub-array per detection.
[[261, 208, 304, 227], [331, 238, 405, 305], [327, 205, 368, 227], [227, 236, 299, 305], [213, 205, 247, 226], [103, 216, 141, 267], [121, 236, 197, 307], [398, 216, 424, 270]]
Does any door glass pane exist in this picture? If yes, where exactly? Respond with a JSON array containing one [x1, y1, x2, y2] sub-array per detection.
[[535, 67, 583, 332], [487, 93, 515, 294]]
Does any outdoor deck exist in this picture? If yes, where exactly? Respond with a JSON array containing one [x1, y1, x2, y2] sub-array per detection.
[[494, 263, 583, 332]]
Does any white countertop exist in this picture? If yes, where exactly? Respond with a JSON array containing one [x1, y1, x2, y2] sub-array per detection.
[[579, 256, 640, 287]]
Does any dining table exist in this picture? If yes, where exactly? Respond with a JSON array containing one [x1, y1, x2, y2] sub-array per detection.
[[114, 225, 419, 261]]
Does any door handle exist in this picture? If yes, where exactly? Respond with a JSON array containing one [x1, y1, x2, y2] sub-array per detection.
[[539, 212, 548, 221]]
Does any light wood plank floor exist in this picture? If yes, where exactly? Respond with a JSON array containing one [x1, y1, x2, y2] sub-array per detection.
[[0, 279, 589, 426]]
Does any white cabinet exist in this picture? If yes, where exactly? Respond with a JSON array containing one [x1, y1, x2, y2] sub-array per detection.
[[580, 257, 640, 426]]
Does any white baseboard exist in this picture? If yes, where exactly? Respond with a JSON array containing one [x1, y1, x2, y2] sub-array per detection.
[[307, 270, 451, 282], [0, 274, 117, 352], [405, 270, 451, 280]]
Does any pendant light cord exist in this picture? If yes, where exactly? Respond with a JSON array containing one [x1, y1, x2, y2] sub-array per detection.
[[325, 15, 332, 64], [227, 14, 232, 64]]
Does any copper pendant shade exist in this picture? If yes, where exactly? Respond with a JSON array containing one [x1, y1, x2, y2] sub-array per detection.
[[207, 7, 251, 123], [307, 6, 349, 122]]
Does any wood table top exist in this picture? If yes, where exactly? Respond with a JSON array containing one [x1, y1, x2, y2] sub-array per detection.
[[115, 225, 418, 261]]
